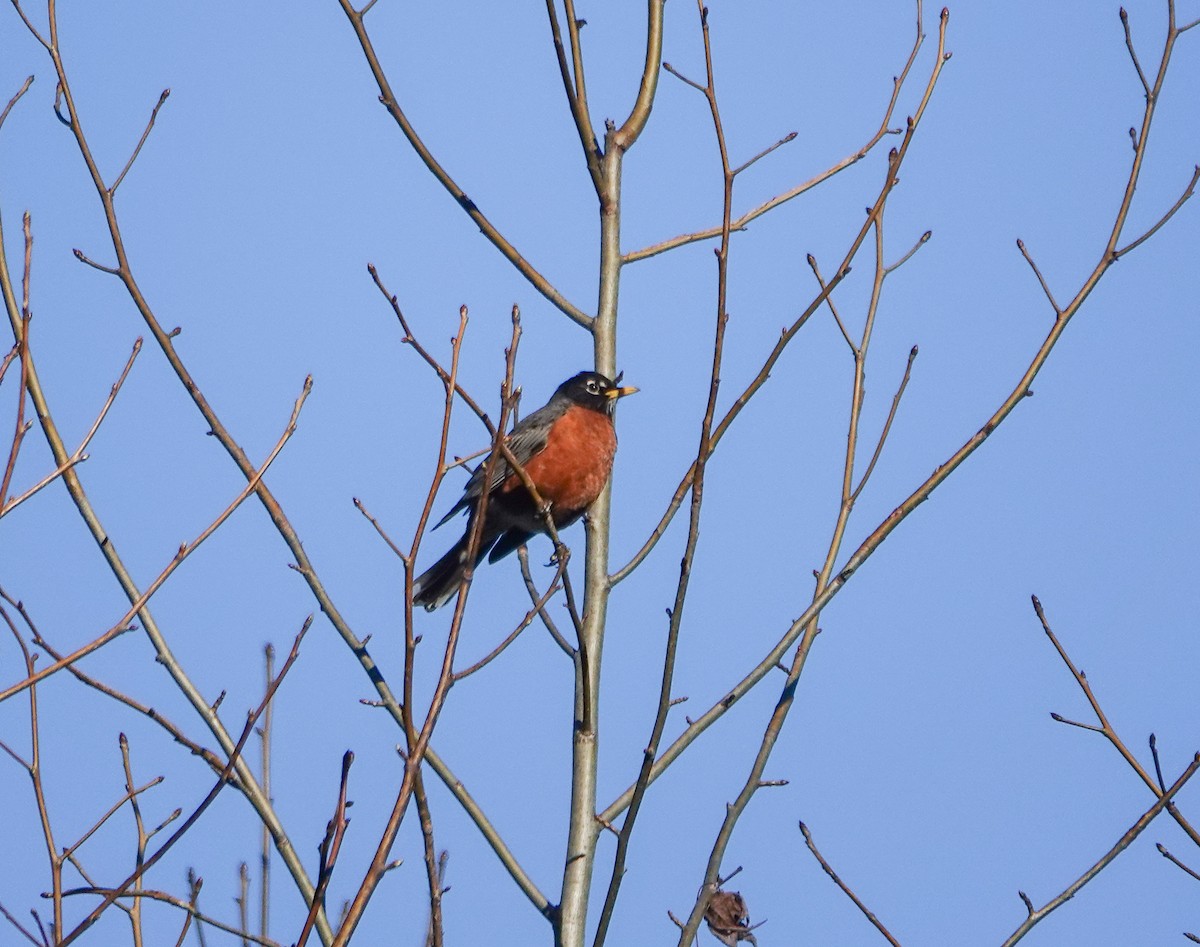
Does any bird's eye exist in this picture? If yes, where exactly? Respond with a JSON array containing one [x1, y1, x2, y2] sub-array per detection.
[[586, 381, 599, 393]]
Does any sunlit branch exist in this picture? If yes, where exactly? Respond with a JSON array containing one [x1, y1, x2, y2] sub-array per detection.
[[110, 88, 170, 196], [57, 626, 309, 945], [624, 0, 928, 264], [1000, 754, 1200, 946], [800, 822, 902, 947], [1033, 594, 1200, 846], [368, 266, 496, 437], [1, 336, 142, 519], [336, 1, 593, 329], [0, 376, 312, 703]]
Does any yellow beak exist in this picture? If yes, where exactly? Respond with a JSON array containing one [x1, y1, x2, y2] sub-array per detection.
[[605, 385, 639, 399]]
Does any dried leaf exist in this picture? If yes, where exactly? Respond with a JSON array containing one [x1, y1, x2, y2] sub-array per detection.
[[705, 890, 758, 945]]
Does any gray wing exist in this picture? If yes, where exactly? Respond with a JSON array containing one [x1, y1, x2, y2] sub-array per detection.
[[431, 404, 556, 529]]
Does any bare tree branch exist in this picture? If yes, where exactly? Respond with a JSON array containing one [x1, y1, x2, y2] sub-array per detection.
[[800, 822, 902, 947], [1000, 754, 1200, 946]]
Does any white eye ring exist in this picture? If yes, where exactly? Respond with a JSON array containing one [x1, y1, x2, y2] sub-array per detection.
[[586, 380, 600, 393]]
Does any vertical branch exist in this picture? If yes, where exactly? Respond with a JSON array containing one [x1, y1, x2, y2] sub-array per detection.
[[0, 214, 33, 509], [559, 0, 668, 939], [259, 643, 275, 942], [557, 124, 619, 947], [0, 598, 63, 939], [595, 4, 736, 943], [416, 781, 445, 947], [119, 735, 148, 947]]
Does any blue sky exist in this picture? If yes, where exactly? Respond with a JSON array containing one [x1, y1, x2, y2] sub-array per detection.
[[2, 2, 1199, 945]]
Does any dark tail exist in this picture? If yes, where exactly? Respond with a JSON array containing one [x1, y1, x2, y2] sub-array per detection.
[[412, 530, 496, 611]]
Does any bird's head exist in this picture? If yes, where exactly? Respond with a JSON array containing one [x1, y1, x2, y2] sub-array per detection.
[[556, 371, 638, 415]]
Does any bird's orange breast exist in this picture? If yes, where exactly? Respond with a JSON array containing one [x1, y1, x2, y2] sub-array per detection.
[[501, 406, 617, 520]]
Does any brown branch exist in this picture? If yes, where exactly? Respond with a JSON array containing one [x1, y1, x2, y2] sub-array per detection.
[[336, 3, 593, 329], [1158, 843, 1200, 883], [414, 772, 444, 947], [0, 75, 36, 131], [367, 266, 496, 437], [297, 752, 354, 947], [1, 335, 142, 519], [800, 822, 902, 947], [59, 768, 164, 862], [260, 643, 275, 943], [110, 88, 170, 196], [544, 0, 602, 189], [118, 734, 150, 946], [56, 887, 282, 947], [56, 624, 308, 945], [614, 0, 668, 150], [0, 375, 312, 704], [1112, 163, 1199, 259], [0, 215, 33, 508], [883, 227, 932, 274], [352, 496, 408, 563], [1120, 7, 1152, 96], [1000, 753, 1200, 946], [452, 556, 567, 680], [1033, 595, 1200, 846], [1016, 238, 1062, 315], [0, 901, 43, 947], [808, 254, 856, 354], [15, 619, 224, 774], [624, 0, 927, 264], [851, 345, 918, 502], [0, 587, 63, 935], [518, 545, 576, 657], [732, 130, 798, 178]]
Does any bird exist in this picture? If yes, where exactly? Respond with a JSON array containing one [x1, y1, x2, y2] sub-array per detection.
[[412, 371, 638, 611]]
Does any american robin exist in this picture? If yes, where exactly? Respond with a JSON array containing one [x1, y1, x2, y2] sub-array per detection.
[[412, 371, 638, 611]]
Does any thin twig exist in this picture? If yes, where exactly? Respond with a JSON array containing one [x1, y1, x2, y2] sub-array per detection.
[[1016, 238, 1062, 315], [0, 899, 44, 947], [732, 131, 798, 177], [518, 546, 576, 657], [452, 557, 567, 680], [800, 822, 902, 947], [1158, 843, 1200, 883], [110, 89, 170, 195], [1034, 594, 1200, 846], [1113, 164, 1200, 259], [0, 76, 35, 133], [56, 625, 309, 946], [1000, 754, 1200, 946], [337, 4, 593, 329], [1119, 7, 1152, 96], [883, 228, 932, 274], [624, 0, 928, 263], [2, 336, 142, 519], [367, 265, 495, 436], [352, 496, 408, 563], [808, 254, 856, 354], [260, 644, 275, 943], [56, 887, 281, 947], [0, 375, 312, 703], [851, 345, 918, 501], [296, 752, 353, 947]]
